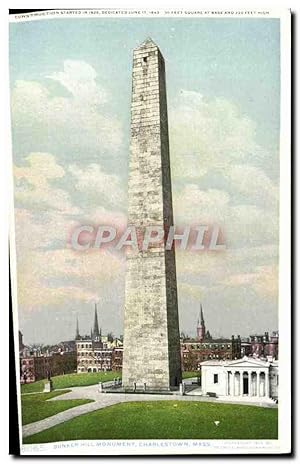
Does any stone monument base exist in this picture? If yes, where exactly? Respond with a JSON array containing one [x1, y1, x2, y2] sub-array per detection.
[[43, 381, 53, 392]]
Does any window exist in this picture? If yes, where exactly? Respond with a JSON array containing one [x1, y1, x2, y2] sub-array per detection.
[[214, 374, 218, 384], [143, 56, 148, 63]]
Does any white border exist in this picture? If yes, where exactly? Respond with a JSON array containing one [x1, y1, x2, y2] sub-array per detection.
[[277, 8, 292, 455], [6, 7, 292, 457], [9, 8, 285, 22]]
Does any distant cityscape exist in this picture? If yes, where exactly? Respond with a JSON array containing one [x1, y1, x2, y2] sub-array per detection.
[[19, 304, 278, 384]]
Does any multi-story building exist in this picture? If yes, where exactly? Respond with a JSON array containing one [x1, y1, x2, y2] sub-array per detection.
[[112, 347, 123, 371], [20, 356, 50, 383], [75, 305, 123, 373], [20, 352, 77, 383], [181, 306, 241, 371], [240, 337, 252, 357], [181, 336, 241, 371], [241, 331, 279, 359], [76, 336, 113, 373], [20, 303, 278, 381]]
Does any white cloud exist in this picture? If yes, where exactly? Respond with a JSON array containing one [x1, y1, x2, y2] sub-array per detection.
[[14, 153, 80, 214], [14, 208, 79, 251], [14, 209, 125, 312], [224, 164, 278, 210], [13, 151, 127, 313], [47, 60, 107, 105], [176, 246, 278, 305], [221, 264, 278, 300], [69, 163, 126, 209], [173, 183, 278, 248], [169, 91, 263, 179], [11, 82, 279, 335], [174, 184, 230, 224], [170, 90, 279, 256], [226, 204, 278, 247], [11, 62, 123, 156]]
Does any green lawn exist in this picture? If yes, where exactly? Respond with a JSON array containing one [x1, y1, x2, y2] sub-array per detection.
[[21, 371, 121, 393], [23, 401, 277, 443], [182, 371, 200, 379], [21, 371, 197, 394], [22, 390, 93, 425], [21, 379, 47, 394]]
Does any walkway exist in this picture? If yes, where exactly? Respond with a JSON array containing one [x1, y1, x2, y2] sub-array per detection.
[[22, 384, 277, 438]]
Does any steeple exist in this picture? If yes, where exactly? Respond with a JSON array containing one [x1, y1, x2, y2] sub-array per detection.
[[200, 304, 205, 324], [93, 303, 100, 339], [75, 317, 80, 340], [197, 303, 206, 342]]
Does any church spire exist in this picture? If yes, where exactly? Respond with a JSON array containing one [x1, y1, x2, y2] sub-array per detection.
[[75, 317, 80, 340], [197, 303, 206, 342], [200, 303, 205, 324], [93, 303, 100, 338]]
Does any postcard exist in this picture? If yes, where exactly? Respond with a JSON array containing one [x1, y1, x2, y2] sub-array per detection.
[[9, 8, 291, 455]]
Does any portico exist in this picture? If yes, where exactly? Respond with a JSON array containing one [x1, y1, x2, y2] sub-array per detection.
[[227, 369, 269, 397], [200, 356, 278, 401]]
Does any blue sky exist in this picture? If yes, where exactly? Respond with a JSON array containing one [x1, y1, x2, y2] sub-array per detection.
[[10, 18, 280, 169], [10, 17, 280, 344]]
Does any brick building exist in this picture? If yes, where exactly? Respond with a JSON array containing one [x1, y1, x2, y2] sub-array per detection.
[[112, 347, 123, 371], [241, 331, 279, 359], [20, 352, 77, 383], [181, 306, 241, 371], [181, 336, 241, 371]]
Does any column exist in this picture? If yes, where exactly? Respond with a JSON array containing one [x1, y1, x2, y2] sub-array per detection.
[[265, 370, 270, 397], [240, 370, 243, 396], [248, 370, 252, 396], [261, 373, 265, 396], [232, 370, 236, 396], [225, 371, 228, 396], [256, 371, 260, 397]]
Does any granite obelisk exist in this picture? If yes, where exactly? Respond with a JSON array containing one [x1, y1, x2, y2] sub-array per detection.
[[122, 38, 182, 389]]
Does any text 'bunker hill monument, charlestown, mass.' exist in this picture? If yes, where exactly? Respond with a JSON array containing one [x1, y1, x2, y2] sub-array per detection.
[[122, 38, 182, 390]]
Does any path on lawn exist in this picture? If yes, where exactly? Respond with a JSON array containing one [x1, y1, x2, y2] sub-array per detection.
[[22, 383, 277, 438]]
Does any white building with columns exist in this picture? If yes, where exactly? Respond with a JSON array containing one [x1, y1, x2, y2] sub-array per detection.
[[200, 356, 278, 401]]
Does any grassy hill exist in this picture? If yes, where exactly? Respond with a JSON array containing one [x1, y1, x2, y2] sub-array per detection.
[[22, 390, 93, 425], [21, 371, 199, 393], [23, 400, 277, 443]]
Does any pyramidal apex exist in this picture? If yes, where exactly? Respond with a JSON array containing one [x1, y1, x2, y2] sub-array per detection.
[[136, 37, 159, 50]]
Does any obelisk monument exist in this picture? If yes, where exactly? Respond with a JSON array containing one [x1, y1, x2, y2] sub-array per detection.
[[122, 38, 182, 389]]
